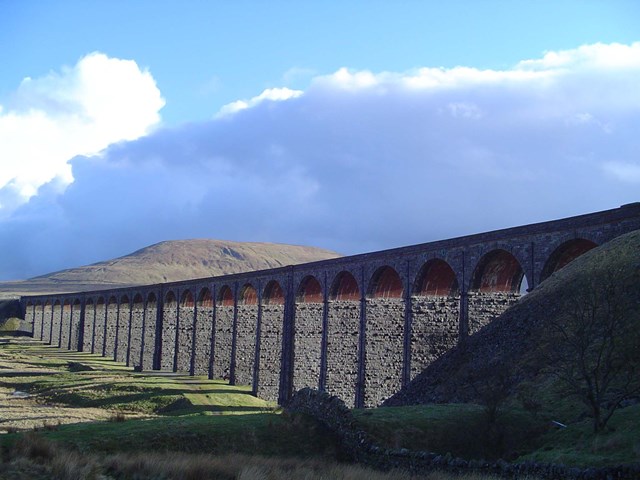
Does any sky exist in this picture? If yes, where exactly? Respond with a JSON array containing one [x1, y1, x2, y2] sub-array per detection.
[[0, 1, 639, 280]]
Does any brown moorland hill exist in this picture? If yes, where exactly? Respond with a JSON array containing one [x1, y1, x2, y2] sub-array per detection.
[[0, 239, 341, 297]]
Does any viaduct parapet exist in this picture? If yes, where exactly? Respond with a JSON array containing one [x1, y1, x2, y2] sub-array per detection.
[[20, 203, 640, 407]]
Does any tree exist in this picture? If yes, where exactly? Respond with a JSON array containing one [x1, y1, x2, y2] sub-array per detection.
[[542, 273, 640, 433]]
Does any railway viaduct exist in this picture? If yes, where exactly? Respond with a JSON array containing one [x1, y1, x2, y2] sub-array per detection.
[[20, 203, 640, 408]]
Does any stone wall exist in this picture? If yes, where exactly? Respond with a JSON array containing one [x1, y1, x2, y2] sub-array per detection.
[[234, 305, 257, 385], [292, 302, 323, 391], [364, 298, 405, 407], [94, 303, 106, 355], [69, 305, 81, 351], [128, 305, 143, 367], [82, 305, 95, 352], [115, 304, 130, 363], [176, 305, 195, 373], [193, 305, 213, 375], [256, 304, 284, 401], [467, 292, 520, 335], [141, 304, 157, 370], [161, 304, 178, 370], [42, 306, 52, 343], [59, 305, 71, 349], [410, 295, 460, 379], [104, 303, 118, 359], [50, 304, 62, 347], [326, 301, 360, 408], [212, 306, 233, 379], [28, 306, 39, 340]]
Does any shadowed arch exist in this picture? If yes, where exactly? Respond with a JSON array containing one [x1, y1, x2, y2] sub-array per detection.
[[541, 238, 597, 282], [181, 290, 195, 308], [165, 291, 177, 305], [330, 271, 360, 301], [86, 298, 95, 306], [145, 292, 157, 306], [120, 295, 130, 305], [414, 259, 459, 296], [96, 296, 105, 306], [240, 284, 258, 305], [133, 294, 144, 306], [264, 280, 284, 305], [368, 266, 403, 298], [63, 299, 72, 307], [218, 285, 234, 306], [471, 249, 525, 293], [198, 288, 213, 307], [107, 296, 117, 306], [297, 275, 323, 303]]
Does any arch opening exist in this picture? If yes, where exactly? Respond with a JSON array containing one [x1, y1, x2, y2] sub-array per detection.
[[330, 271, 360, 301], [146, 293, 157, 306], [297, 275, 322, 303], [541, 238, 597, 282], [471, 249, 525, 293], [120, 295, 130, 305], [165, 291, 177, 305], [181, 290, 195, 308], [240, 284, 258, 305], [218, 285, 234, 306], [368, 266, 403, 298], [414, 259, 459, 296], [198, 288, 213, 307], [133, 294, 144, 306], [264, 280, 284, 305]]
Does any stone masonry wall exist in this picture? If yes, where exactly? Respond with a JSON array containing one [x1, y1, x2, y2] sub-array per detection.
[[176, 305, 195, 373], [292, 302, 323, 392], [94, 304, 106, 355], [31, 307, 41, 341], [115, 304, 130, 363], [410, 295, 460, 379], [364, 298, 405, 407], [467, 292, 520, 335], [161, 304, 178, 370], [104, 304, 118, 359], [42, 306, 52, 343], [193, 306, 213, 375], [50, 304, 62, 347], [82, 305, 95, 352], [59, 306, 71, 349], [69, 306, 81, 351], [256, 304, 284, 401], [326, 301, 360, 408], [212, 306, 233, 379], [234, 305, 258, 385], [129, 305, 144, 368], [141, 305, 157, 370]]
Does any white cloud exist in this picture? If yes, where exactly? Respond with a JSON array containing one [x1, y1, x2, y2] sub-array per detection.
[[0, 52, 164, 214], [1, 43, 639, 280]]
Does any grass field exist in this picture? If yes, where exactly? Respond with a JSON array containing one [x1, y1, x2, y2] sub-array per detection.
[[1, 336, 638, 479]]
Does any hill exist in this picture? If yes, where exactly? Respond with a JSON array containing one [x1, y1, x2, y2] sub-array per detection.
[[0, 239, 341, 297], [386, 229, 640, 410]]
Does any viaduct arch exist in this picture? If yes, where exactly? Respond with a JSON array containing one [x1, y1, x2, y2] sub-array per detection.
[[19, 204, 640, 408]]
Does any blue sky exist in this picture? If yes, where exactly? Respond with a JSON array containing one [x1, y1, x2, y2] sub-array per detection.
[[0, 1, 639, 280]]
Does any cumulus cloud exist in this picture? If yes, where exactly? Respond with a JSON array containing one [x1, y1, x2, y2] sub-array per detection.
[[0, 52, 164, 214], [1, 43, 639, 280]]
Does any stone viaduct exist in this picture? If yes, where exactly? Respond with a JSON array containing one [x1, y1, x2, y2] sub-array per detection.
[[20, 204, 640, 408]]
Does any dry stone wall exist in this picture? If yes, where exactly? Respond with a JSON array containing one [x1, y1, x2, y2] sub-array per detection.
[[410, 295, 460, 379], [256, 304, 285, 401], [193, 305, 213, 375], [326, 301, 360, 408], [292, 303, 323, 391], [234, 305, 257, 385], [212, 306, 233, 379], [364, 298, 405, 407]]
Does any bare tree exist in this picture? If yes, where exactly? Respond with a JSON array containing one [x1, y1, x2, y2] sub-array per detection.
[[542, 273, 640, 433]]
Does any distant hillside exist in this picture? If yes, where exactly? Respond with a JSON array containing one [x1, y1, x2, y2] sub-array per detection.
[[386, 229, 640, 407], [0, 239, 341, 297]]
